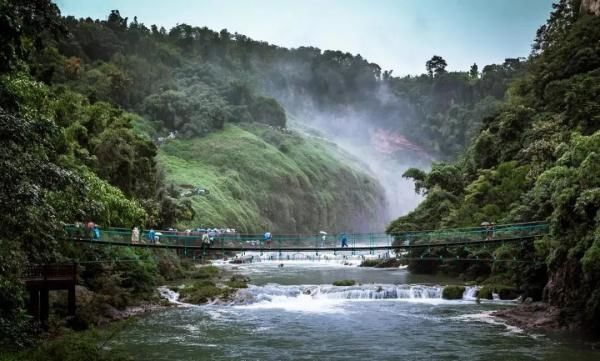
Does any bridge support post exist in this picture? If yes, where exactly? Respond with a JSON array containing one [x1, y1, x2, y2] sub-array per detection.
[[67, 286, 76, 316], [40, 288, 49, 327], [28, 289, 39, 322]]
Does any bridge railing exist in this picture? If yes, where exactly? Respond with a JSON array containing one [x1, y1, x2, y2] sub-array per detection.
[[22, 264, 77, 281], [391, 222, 548, 247], [64, 221, 548, 250]]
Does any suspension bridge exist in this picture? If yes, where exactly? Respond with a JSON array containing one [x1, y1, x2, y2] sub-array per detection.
[[65, 221, 549, 263]]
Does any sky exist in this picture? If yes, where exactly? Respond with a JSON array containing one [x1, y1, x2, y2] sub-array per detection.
[[55, 0, 555, 76]]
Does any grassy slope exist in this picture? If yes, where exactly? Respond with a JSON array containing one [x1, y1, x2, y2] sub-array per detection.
[[157, 123, 387, 233]]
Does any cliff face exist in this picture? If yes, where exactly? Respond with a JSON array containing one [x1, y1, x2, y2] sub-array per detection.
[[581, 0, 600, 15]]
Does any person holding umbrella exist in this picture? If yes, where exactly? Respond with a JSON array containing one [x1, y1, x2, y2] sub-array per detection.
[[319, 231, 327, 248], [480, 222, 494, 240], [263, 231, 272, 248]]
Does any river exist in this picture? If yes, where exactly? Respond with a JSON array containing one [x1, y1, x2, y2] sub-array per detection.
[[109, 260, 599, 360]]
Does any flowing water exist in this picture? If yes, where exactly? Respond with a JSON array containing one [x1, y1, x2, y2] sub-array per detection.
[[109, 260, 599, 360]]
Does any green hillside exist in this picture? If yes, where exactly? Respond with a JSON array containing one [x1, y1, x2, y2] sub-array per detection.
[[158, 123, 387, 233]]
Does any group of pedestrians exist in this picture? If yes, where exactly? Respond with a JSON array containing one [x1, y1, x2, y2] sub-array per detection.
[[260, 231, 349, 248], [78, 222, 352, 249], [72, 221, 101, 240]]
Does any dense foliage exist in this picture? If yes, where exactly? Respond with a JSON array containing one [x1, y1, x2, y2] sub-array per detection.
[[2, 0, 598, 351], [158, 123, 387, 233], [388, 0, 600, 334], [18, 7, 523, 161]]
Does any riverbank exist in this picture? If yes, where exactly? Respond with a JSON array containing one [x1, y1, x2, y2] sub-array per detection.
[[493, 302, 561, 332], [0, 264, 224, 361]]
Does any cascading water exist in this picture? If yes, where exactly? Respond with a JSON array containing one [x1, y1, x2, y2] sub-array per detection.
[[123, 262, 594, 361], [157, 286, 184, 305], [228, 251, 395, 265], [234, 284, 478, 303], [159, 283, 484, 308], [463, 286, 480, 300]]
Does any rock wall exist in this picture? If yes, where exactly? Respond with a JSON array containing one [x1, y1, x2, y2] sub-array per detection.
[[581, 0, 600, 15]]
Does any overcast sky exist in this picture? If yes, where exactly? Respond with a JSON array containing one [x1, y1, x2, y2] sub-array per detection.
[[55, 0, 555, 76]]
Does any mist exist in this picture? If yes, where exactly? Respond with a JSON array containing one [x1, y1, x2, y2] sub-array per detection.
[[296, 107, 429, 222], [260, 65, 432, 223]]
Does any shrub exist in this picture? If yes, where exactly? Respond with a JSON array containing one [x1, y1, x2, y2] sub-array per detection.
[[13, 331, 127, 361]]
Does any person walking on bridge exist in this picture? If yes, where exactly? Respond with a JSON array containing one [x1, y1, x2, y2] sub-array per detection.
[[341, 233, 348, 248], [319, 231, 327, 248], [85, 221, 95, 239], [263, 231, 272, 249], [486, 222, 495, 241], [93, 225, 101, 240], [148, 228, 156, 244], [131, 227, 140, 244]]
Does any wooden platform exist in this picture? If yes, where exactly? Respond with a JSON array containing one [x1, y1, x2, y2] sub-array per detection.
[[23, 264, 77, 326]]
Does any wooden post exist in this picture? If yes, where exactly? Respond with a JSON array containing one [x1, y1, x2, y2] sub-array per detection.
[[68, 286, 76, 316], [29, 289, 39, 322], [40, 288, 49, 327]]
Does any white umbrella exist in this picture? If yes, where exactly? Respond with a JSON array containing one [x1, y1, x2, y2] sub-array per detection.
[[319, 231, 327, 235]]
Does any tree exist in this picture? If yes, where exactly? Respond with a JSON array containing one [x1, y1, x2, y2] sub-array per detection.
[[250, 97, 287, 127], [469, 63, 479, 78], [426, 55, 448, 77], [0, 0, 64, 73], [0, 108, 81, 347]]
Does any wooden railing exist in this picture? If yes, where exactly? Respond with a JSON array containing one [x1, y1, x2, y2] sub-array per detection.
[[22, 263, 77, 281]]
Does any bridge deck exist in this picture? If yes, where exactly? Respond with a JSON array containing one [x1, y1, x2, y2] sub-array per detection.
[[70, 234, 542, 252]]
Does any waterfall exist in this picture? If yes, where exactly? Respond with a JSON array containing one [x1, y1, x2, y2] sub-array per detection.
[[158, 286, 183, 305], [234, 284, 481, 303], [228, 250, 395, 265], [463, 286, 480, 300]]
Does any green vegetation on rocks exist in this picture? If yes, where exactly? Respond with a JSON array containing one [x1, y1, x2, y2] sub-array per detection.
[[226, 279, 249, 289], [2, 328, 128, 361], [360, 258, 403, 268], [360, 259, 381, 267], [333, 280, 356, 286], [442, 286, 466, 300], [176, 266, 249, 303], [226, 275, 250, 289], [477, 287, 494, 300], [186, 265, 219, 279], [477, 285, 519, 301], [179, 280, 226, 304]]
